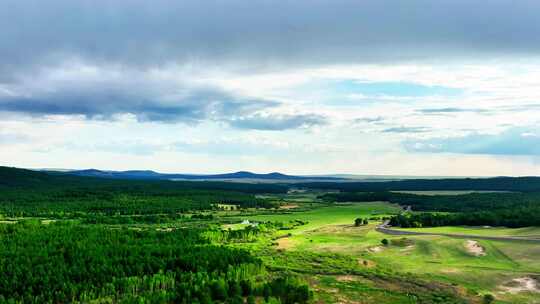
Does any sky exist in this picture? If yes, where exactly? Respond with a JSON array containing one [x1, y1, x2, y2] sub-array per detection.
[[1, 0, 540, 176]]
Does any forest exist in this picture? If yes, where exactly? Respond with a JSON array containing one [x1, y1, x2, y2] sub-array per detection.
[[0, 167, 312, 303], [0, 221, 309, 304], [301, 176, 540, 192], [0, 167, 283, 217], [388, 210, 540, 228]]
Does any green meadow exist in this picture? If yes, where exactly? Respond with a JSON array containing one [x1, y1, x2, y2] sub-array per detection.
[[397, 226, 540, 237], [243, 201, 400, 233], [225, 199, 540, 304]]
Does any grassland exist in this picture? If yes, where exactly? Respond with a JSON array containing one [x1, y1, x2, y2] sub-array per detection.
[[243, 201, 400, 233], [397, 226, 540, 238], [220, 192, 540, 304]]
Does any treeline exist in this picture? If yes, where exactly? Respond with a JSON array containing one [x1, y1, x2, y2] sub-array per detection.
[[319, 192, 391, 203], [322, 191, 540, 228], [386, 192, 540, 213], [390, 209, 540, 228], [0, 221, 310, 303], [320, 191, 540, 212], [81, 213, 188, 224], [301, 176, 540, 192], [0, 167, 286, 217], [0, 188, 277, 217]]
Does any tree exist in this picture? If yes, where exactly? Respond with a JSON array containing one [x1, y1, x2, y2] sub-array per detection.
[[354, 218, 363, 227], [381, 239, 389, 246], [210, 280, 228, 301], [227, 295, 244, 304], [240, 280, 252, 296], [228, 281, 242, 298], [362, 219, 369, 225], [483, 294, 495, 304]]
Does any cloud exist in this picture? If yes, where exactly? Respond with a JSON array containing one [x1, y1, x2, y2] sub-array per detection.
[[416, 104, 540, 116], [2, 1, 540, 130], [60, 137, 295, 157], [404, 127, 540, 155], [0, 86, 279, 124], [3, 0, 540, 176], [382, 126, 431, 133], [227, 113, 327, 131], [416, 107, 492, 115], [0, 62, 295, 126], [499, 103, 540, 112], [354, 116, 385, 124], [2, 0, 540, 75], [0, 132, 29, 144]]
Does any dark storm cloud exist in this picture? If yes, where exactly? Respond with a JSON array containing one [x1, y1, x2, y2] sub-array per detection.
[[1, 0, 540, 73], [0, 74, 323, 130], [2, 0, 540, 127], [227, 113, 327, 131], [0, 87, 279, 123]]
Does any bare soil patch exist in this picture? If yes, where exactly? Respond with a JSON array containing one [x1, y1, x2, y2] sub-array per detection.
[[465, 240, 485, 256], [400, 245, 415, 253], [276, 237, 294, 250], [279, 204, 299, 210], [440, 268, 462, 274], [367, 246, 384, 253], [336, 275, 358, 282], [501, 277, 540, 293]]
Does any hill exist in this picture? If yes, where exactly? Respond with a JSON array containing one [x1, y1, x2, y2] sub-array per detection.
[[65, 169, 344, 181], [0, 166, 289, 194]]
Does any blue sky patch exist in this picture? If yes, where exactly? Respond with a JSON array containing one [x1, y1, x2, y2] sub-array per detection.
[[333, 80, 462, 97]]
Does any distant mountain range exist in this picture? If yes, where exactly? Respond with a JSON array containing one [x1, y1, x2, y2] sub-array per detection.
[[3, 166, 540, 192], [45, 169, 486, 183], [62, 169, 347, 181]]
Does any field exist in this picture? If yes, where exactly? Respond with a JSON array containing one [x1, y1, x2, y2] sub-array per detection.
[[226, 196, 540, 303], [242, 201, 399, 233], [397, 226, 540, 238]]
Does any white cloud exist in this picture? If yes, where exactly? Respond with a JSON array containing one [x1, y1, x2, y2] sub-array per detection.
[[2, 1, 540, 175]]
